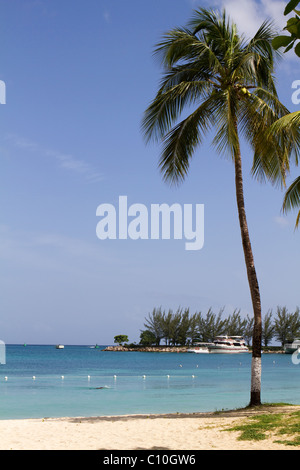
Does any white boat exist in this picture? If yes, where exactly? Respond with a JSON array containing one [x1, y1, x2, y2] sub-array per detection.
[[55, 344, 64, 349], [187, 347, 209, 354], [208, 336, 249, 353], [284, 339, 300, 354]]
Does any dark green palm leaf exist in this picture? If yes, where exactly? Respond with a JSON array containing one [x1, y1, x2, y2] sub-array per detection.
[[283, 176, 300, 228], [141, 79, 213, 143], [239, 89, 299, 185], [159, 95, 218, 184]]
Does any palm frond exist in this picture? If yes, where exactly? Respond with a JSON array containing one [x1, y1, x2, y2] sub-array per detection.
[[189, 8, 244, 70], [282, 176, 300, 228], [247, 20, 278, 56], [269, 110, 300, 168], [243, 20, 281, 90], [154, 27, 224, 81], [189, 8, 232, 44], [159, 95, 217, 184], [283, 176, 300, 211], [239, 89, 299, 186], [271, 110, 300, 131], [211, 89, 239, 158], [154, 28, 202, 67], [296, 210, 300, 228], [142, 79, 213, 143]]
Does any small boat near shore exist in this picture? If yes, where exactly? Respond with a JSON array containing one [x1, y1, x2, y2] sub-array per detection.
[[284, 339, 300, 354], [208, 336, 249, 353]]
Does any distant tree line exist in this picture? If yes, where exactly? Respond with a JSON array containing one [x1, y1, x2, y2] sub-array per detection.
[[139, 306, 300, 347]]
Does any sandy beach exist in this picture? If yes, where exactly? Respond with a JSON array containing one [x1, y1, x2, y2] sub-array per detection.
[[0, 405, 299, 450]]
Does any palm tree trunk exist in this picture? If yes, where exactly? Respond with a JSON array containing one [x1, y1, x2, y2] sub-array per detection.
[[234, 141, 262, 407]]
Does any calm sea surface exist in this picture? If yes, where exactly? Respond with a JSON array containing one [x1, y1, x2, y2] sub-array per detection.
[[0, 345, 299, 420]]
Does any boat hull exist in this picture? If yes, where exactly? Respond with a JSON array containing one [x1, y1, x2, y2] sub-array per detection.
[[284, 340, 300, 354], [209, 348, 249, 353], [187, 348, 209, 354], [284, 346, 300, 354]]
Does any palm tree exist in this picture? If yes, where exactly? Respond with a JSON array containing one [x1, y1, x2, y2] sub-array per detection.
[[142, 8, 298, 406]]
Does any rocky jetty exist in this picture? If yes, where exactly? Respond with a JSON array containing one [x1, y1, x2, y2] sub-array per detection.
[[103, 345, 189, 353], [103, 345, 283, 353]]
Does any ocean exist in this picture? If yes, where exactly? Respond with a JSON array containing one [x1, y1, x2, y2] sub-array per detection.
[[0, 344, 299, 420]]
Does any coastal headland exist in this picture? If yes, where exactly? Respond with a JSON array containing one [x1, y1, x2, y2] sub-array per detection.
[[103, 346, 190, 352], [103, 346, 283, 353]]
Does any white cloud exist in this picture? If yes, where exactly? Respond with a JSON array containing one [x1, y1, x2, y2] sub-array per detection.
[[103, 10, 110, 23], [0, 227, 113, 275], [34, 233, 100, 258], [196, 0, 297, 61], [221, 0, 261, 37], [196, 0, 291, 39], [274, 215, 290, 227], [219, 0, 287, 37], [5, 134, 104, 183], [261, 0, 288, 28]]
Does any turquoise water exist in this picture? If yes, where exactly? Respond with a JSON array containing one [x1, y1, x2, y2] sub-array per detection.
[[0, 345, 299, 420]]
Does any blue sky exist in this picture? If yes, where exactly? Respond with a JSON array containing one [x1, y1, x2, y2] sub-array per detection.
[[0, 0, 299, 345]]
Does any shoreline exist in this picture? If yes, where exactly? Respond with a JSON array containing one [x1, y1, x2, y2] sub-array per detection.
[[103, 345, 284, 353], [1, 405, 299, 450]]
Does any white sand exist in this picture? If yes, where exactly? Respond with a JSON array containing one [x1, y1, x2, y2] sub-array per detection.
[[0, 406, 299, 450]]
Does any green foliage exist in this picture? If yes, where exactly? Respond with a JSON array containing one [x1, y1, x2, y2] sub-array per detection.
[[140, 306, 300, 347], [227, 414, 283, 441], [272, 1, 300, 56], [113, 335, 129, 345], [270, 2, 300, 228], [225, 310, 247, 336], [141, 306, 254, 346], [143, 307, 194, 345], [282, 175, 300, 228], [226, 409, 300, 446], [142, 8, 297, 187], [285, 0, 300, 15], [197, 308, 227, 342], [143, 307, 164, 345], [262, 310, 275, 347], [274, 306, 300, 346], [139, 330, 157, 346]]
